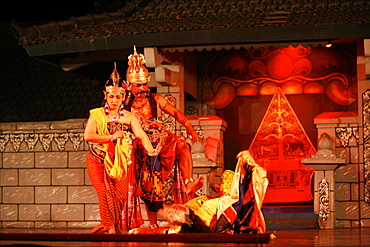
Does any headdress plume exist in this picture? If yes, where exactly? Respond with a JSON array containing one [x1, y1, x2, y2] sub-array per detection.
[[126, 45, 149, 83], [105, 62, 126, 94]]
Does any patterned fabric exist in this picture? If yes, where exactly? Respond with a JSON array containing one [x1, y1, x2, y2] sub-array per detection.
[[141, 169, 163, 203], [161, 150, 268, 234], [129, 92, 192, 212], [87, 108, 143, 232], [172, 159, 190, 204], [215, 150, 268, 234], [134, 135, 191, 213], [219, 169, 234, 196], [90, 107, 132, 180], [86, 152, 143, 233], [184, 195, 210, 212]]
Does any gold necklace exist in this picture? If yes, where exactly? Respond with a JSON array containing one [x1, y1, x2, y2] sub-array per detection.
[[108, 114, 120, 121]]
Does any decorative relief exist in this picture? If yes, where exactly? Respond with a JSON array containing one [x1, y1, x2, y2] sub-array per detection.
[[10, 134, 24, 152], [249, 88, 315, 203], [196, 127, 205, 140], [352, 127, 359, 145], [335, 127, 360, 147], [185, 106, 199, 115], [0, 134, 10, 152], [318, 178, 330, 224], [0, 132, 86, 153], [39, 133, 54, 152], [363, 90, 370, 205], [24, 134, 39, 151], [54, 133, 69, 151], [202, 45, 357, 109], [69, 133, 84, 151]]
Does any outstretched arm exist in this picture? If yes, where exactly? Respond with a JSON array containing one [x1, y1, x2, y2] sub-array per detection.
[[84, 116, 122, 143], [157, 95, 199, 143]]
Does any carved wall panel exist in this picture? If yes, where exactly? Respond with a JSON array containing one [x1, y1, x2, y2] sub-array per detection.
[[0, 132, 84, 152], [363, 90, 370, 205], [318, 178, 330, 224]]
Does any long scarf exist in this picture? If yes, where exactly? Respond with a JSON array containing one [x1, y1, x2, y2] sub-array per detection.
[[90, 107, 131, 180], [215, 150, 268, 233]]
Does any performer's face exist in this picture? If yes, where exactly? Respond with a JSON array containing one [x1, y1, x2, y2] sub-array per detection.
[[130, 80, 149, 96], [106, 92, 123, 110]]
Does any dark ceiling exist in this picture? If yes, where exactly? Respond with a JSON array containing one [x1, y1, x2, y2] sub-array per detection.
[[1, 0, 369, 123]]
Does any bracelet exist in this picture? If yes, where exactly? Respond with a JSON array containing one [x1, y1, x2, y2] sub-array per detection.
[[110, 135, 113, 142], [182, 119, 192, 128], [185, 178, 194, 185]]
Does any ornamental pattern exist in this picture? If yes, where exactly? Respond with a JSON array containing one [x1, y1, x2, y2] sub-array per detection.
[[335, 127, 360, 147], [318, 178, 330, 224], [0, 132, 84, 152], [363, 90, 370, 205]]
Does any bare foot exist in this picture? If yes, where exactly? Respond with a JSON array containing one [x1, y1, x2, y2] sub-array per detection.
[[186, 176, 205, 194]]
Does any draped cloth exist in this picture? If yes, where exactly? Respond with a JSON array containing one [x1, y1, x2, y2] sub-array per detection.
[[160, 150, 268, 234], [87, 107, 143, 233], [134, 132, 191, 212], [90, 107, 131, 180], [212, 150, 268, 233]]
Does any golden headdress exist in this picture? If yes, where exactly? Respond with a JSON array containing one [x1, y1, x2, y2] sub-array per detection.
[[126, 45, 149, 83], [105, 62, 126, 94]]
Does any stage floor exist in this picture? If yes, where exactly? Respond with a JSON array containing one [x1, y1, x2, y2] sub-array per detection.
[[1, 228, 369, 246]]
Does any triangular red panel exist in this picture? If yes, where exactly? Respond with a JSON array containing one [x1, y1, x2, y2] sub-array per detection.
[[249, 88, 316, 203]]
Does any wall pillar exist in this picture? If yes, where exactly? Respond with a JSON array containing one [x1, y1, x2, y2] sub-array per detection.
[[184, 115, 227, 195], [303, 133, 346, 229]]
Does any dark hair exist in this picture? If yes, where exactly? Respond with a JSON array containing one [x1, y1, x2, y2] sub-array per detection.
[[149, 93, 158, 119], [123, 90, 134, 111]]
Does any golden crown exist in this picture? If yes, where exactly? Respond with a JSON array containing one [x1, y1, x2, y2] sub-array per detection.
[[126, 45, 149, 83], [105, 62, 126, 94]]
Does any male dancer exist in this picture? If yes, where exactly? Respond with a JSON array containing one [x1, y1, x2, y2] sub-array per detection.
[[124, 46, 204, 229]]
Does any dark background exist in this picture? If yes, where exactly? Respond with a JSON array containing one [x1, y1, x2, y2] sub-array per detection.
[[0, 0, 129, 24]]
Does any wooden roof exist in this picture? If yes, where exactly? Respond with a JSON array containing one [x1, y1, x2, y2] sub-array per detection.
[[11, 0, 370, 57], [2, 0, 370, 122]]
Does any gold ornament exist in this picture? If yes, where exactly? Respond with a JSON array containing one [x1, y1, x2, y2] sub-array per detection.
[[126, 45, 149, 84], [105, 62, 126, 95]]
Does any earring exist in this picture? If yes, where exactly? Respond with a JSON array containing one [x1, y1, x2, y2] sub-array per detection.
[[120, 104, 124, 116], [104, 103, 109, 115]]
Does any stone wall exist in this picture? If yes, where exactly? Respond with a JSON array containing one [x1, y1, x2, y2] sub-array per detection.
[[0, 119, 100, 229], [312, 110, 370, 228], [334, 123, 364, 228], [0, 116, 226, 229]]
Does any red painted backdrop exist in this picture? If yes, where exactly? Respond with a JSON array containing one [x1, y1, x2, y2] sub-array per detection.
[[199, 43, 358, 203]]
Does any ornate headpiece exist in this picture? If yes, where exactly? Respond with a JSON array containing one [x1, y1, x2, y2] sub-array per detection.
[[105, 62, 126, 94], [126, 45, 149, 83]]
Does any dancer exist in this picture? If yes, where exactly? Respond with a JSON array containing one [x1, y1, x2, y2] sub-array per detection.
[[84, 63, 158, 234], [124, 46, 204, 229], [160, 150, 268, 234]]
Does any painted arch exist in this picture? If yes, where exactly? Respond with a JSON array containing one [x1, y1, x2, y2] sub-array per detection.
[[202, 45, 357, 109]]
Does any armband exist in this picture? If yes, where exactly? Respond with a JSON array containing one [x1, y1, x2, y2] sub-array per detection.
[[182, 119, 192, 129], [185, 178, 194, 185], [110, 135, 113, 142]]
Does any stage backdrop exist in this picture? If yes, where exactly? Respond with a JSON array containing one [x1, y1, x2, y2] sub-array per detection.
[[199, 43, 358, 204]]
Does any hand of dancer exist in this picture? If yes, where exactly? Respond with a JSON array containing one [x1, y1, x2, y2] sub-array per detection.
[[148, 148, 160, 156], [111, 131, 125, 141], [187, 127, 199, 143]]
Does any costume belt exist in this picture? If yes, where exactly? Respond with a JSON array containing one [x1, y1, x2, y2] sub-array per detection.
[[90, 144, 105, 162]]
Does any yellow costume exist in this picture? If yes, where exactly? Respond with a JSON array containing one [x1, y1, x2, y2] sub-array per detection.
[[160, 150, 268, 234], [90, 107, 132, 180]]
